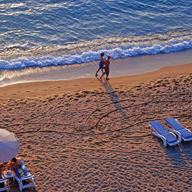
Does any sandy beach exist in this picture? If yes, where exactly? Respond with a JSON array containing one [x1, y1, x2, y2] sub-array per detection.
[[0, 62, 192, 191]]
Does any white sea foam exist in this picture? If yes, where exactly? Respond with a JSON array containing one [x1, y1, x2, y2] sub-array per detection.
[[0, 30, 192, 70]]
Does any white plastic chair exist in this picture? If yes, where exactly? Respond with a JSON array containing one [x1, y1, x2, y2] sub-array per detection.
[[0, 177, 8, 192], [15, 174, 35, 192], [13, 158, 36, 192]]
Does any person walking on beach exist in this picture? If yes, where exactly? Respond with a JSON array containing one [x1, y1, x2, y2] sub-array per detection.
[[100, 55, 111, 80], [95, 52, 105, 77]]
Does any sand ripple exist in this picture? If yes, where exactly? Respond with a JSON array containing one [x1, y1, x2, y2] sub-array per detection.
[[0, 73, 192, 191]]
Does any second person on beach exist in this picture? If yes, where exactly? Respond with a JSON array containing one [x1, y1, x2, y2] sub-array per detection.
[[95, 52, 105, 78], [100, 55, 111, 80]]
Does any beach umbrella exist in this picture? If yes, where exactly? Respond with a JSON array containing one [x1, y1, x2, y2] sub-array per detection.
[[0, 129, 19, 163]]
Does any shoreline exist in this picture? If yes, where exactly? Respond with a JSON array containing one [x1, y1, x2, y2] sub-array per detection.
[[0, 62, 192, 99], [1, 49, 192, 88]]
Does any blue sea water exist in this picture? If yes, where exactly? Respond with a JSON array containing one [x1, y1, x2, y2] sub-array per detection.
[[0, 0, 192, 85]]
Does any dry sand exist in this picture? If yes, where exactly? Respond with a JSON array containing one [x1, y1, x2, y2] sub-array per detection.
[[0, 62, 192, 191]]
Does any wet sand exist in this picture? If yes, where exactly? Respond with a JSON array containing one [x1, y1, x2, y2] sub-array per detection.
[[0, 62, 192, 191], [1, 48, 192, 88]]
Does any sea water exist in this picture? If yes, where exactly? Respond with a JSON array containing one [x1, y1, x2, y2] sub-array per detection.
[[0, 0, 192, 86]]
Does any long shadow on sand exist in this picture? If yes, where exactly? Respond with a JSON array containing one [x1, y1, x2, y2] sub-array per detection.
[[163, 144, 187, 167], [163, 141, 192, 167], [178, 142, 192, 162], [98, 77, 127, 119]]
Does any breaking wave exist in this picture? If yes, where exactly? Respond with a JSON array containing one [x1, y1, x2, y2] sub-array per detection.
[[0, 30, 192, 70]]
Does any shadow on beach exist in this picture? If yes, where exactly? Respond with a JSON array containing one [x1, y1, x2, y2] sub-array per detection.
[[178, 142, 192, 161], [163, 141, 192, 168], [97, 77, 127, 119], [163, 145, 187, 167]]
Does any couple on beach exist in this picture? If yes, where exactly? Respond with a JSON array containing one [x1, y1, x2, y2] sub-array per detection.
[[95, 52, 111, 80]]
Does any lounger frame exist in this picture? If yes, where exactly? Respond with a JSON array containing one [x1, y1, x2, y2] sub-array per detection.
[[165, 118, 192, 142], [149, 121, 180, 147], [0, 178, 8, 192], [13, 157, 36, 192], [15, 174, 35, 192]]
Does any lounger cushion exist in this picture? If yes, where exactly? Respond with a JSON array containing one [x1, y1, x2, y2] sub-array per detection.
[[14, 158, 29, 178], [179, 129, 192, 139], [163, 133, 177, 143], [165, 118, 192, 139], [14, 168, 29, 179], [165, 118, 184, 130], [150, 120, 169, 135]]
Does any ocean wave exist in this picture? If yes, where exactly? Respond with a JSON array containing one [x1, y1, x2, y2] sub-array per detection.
[[0, 30, 192, 70]]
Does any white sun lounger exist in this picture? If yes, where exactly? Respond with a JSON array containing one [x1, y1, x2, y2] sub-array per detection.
[[0, 177, 8, 192], [149, 120, 180, 147], [165, 117, 192, 142], [13, 158, 36, 192]]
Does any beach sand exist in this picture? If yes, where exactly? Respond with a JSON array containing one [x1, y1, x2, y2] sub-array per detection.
[[0, 62, 192, 191]]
